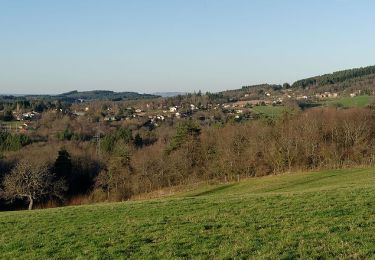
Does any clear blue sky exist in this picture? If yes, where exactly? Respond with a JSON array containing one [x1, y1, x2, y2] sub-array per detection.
[[1, 0, 375, 94]]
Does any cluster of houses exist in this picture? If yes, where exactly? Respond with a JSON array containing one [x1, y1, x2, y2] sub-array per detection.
[[100, 104, 195, 123], [63, 87, 365, 126], [13, 111, 41, 121], [2, 87, 370, 134], [315, 92, 339, 99]]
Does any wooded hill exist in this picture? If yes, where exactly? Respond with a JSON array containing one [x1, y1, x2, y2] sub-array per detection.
[[221, 65, 375, 99], [0, 90, 159, 103], [56, 90, 159, 101], [292, 65, 375, 88]]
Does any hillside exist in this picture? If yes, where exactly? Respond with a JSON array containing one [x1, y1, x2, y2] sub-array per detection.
[[56, 90, 159, 101], [292, 65, 375, 89], [1, 168, 375, 258], [209, 65, 375, 103], [0, 90, 159, 103]]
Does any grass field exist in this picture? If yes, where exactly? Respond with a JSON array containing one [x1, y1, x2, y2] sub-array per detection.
[[0, 120, 21, 130], [1, 168, 375, 258], [325, 95, 374, 108], [251, 105, 289, 118]]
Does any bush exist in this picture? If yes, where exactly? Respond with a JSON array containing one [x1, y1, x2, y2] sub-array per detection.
[[0, 132, 31, 152]]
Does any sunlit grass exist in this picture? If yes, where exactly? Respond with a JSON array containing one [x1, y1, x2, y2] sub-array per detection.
[[251, 105, 288, 118], [326, 95, 374, 108], [1, 168, 375, 258]]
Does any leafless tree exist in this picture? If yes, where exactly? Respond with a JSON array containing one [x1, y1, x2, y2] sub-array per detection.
[[2, 160, 66, 210]]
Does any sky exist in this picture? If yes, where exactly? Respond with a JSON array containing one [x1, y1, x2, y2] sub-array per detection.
[[1, 0, 375, 95]]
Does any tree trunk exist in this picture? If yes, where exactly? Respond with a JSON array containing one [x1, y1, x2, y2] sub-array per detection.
[[28, 196, 34, 210]]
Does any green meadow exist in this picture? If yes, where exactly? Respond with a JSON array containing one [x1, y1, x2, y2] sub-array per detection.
[[1, 168, 375, 259], [0, 121, 21, 130], [326, 95, 375, 108], [252, 105, 288, 118]]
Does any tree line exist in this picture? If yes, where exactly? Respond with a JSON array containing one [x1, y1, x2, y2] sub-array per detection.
[[292, 65, 375, 88], [1, 107, 375, 210]]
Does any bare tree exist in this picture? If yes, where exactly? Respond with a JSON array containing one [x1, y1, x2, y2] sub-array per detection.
[[2, 160, 66, 210]]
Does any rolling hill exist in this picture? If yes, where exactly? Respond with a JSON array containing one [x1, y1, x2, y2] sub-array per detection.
[[1, 168, 375, 258], [292, 65, 375, 89], [0, 90, 160, 103], [56, 90, 159, 101]]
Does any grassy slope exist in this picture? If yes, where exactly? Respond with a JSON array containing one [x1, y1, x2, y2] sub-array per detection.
[[251, 105, 288, 118], [325, 95, 375, 108], [1, 168, 375, 258], [0, 120, 21, 129]]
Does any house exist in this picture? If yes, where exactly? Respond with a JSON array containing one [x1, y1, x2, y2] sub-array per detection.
[[296, 96, 308, 100], [21, 111, 41, 120], [272, 98, 283, 105], [329, 93, 338, 98], [73, 111, 86, 117], [156, 115, 165, 121], [104, 116, 117, 121], [316, 92, 339, 99], [18, 123, 29, 131]]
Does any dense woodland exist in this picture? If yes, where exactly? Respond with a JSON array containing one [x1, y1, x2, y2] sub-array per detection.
[[292, 65, 375, 88], [1, 66, 375, 210]]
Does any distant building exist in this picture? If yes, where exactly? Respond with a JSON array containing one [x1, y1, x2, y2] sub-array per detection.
[[104, 116, 117, 121], [73, 111, 85, 117]]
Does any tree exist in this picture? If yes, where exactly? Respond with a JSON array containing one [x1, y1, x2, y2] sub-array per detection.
[[96, 142, 133, 200], [54, 148, 73, 194], [1, 109, 13, 121], [33, 101, 47, 113], [134, 133, 143, 148], [101, 127, 133, 153], [166, 120, 201, 153], [0, 132, 31, 152], [54, 148, 72, 179], [2, 160, 66, 210]]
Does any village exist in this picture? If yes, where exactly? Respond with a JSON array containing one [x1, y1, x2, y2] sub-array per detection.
[[0, 84, 372, 135]]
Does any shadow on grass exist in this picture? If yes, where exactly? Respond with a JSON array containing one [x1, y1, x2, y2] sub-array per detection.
[[191, 184, 238, 197], [265, 173, 338, 192]]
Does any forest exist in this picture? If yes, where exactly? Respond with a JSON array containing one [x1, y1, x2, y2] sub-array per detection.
[[292, 65, 375, 88]]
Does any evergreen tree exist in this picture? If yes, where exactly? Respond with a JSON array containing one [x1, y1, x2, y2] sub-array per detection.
[[54, 148, 72, 193], [134, 133, 143, 148]]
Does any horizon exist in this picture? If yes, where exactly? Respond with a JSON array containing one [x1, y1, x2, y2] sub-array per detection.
[[1, 0, 375, 94], [1, 63, 374, 96], [0, 90, 187, 96]]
